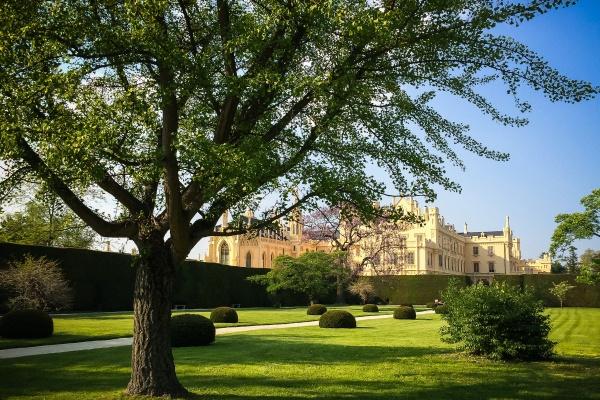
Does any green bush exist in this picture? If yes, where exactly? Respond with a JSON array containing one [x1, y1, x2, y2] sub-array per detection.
[[0, 309, 53, 339], [171, 314, 215, 347], [440, 281, 554, 361], [307, 304, 327, 315], [393, 306, 416, 320], [319, 310, 356, 328], [362, 304, 379, 312], [434, 305, 448, 314], [210, 307, 238, 323], [399, 303, 414, 308]]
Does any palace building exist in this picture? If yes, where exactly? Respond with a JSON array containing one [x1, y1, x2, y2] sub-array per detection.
[[204, 197, 550, 278]]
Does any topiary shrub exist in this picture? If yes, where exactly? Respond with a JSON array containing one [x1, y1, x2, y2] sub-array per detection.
[[434, 305, 448, 314], [393, 306, 416, 320], [399, 303, 414, 308], [319, 310, 356, 328], [426, 302, 438, 309], [362, 304, 379, 312], [307, 304, 327, 315], [440, 280, 554, 361], [210, 307, 238, 323], [171, 314, 215, 347], [0, 309, 53, 339]]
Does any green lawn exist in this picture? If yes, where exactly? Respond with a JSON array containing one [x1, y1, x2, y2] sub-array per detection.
[[0, 305, 415, 349], [0, 307, 598, 399]]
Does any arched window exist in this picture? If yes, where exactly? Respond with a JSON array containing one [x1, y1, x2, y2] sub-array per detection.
[[219, 242, 230, 265], [262, 252, 266, 268], [245, 252, 252, 268]]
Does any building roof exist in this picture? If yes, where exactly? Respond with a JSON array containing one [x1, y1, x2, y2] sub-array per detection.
[[458, 230, 504, 237]]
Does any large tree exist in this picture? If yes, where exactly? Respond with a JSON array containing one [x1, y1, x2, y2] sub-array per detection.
[[0, 1, 596, 396]]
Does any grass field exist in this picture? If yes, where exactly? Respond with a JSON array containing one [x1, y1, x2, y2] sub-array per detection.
[[0, 305, 414, 349], [0, 307, 598, 399]]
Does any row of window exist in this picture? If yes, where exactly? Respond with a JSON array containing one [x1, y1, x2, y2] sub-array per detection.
[[473, 261, 495, 273], [472, 246, 495, 256]]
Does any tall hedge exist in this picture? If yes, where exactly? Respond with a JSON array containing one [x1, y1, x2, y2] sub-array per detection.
[[496, 274, 600, 307], [0, 242, 272, 311], [366, 275, 470, 305]]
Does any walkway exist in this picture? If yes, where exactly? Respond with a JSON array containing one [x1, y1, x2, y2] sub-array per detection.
[[0, 310, 434, 360]]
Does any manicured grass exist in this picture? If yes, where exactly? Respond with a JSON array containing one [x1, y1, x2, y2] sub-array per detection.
[[0, 308, 598, 399], [0, 305, 418, 349]]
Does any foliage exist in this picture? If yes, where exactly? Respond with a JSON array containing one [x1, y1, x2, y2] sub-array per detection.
[[318, 310, 356, 329], [170, 314, 215, 347], [307, 304, 327, 315], [210, 307, 238, 323], [577, 249, 600, 285], [248, 252, 335, 304], [550, 189, 600, 256], [0, 191, 96, 249], [348, 279, 375, 304], [426, 302, 438, 309], [362, 304, 379, 313], [393, 306, 416, 320], [0, 309, 53, 339], [564, 246, 580, 275], [440, 281, 554, 361], [434, 305, 448, 315], [551, 261, 567, 274], [549, 281, 575, 308], [0, 255, 72, 312]]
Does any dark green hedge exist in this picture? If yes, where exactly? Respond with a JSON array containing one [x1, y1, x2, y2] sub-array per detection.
[[366, 275, 470, 305], [0, 242, 272, 311], [495, 274, 600, 307]]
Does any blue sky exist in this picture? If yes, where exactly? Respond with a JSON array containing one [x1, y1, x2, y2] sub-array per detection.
[[409, 0, 600, 259]]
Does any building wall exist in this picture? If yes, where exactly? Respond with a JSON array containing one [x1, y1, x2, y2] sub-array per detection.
[[204, 198, 550, 277]]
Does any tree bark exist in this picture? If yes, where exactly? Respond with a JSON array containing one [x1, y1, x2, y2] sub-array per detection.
[[125, 234, 187, 398], [335, 276, 346, 304]]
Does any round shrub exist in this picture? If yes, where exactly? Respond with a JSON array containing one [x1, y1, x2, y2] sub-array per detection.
[[440, 281, 554, 361], [400, 304, 414, 308], [393, 306, 416, 320], [435, 305, 448, 314], [307, 304, 327, 315], [362, 304, 379, 312], [0, 309, 53, 339], [171, 314, 215, 347], [210, 307, 238, 323], [319, 310, 356, 328]]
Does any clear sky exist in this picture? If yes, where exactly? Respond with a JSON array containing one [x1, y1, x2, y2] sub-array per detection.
[[410, 0, 600, 259], [188, 1, 600, 260]]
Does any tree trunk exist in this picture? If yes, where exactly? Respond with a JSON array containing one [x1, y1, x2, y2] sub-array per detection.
[[335, 276, 346, 304], [125, 235, 187, 398]]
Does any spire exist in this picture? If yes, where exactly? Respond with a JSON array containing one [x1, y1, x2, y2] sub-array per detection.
[[504, 215, 510, 229], [464, 222, 468, 234]]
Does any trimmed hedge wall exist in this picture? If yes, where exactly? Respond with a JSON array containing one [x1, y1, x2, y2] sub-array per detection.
[[366, 275, 470, 305], [495, 274, 600, 307], [0, 242, 272, 311]]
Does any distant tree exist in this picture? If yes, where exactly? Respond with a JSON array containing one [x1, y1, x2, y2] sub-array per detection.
[[348, 279, 375, 304], [577, 249, 600, 285], [0, 255, 73, 312], [550, 189, 600, 256], [0, 191, 96, 249], [549, 281, 575, 308], [550, 261, 567, 274], [249, 252, 334, 304], [564, 246, 580, 275]]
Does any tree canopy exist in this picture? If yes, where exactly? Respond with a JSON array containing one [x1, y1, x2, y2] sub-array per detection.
[[0, 191, 96, 249], [550, 188, 600, 256]]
